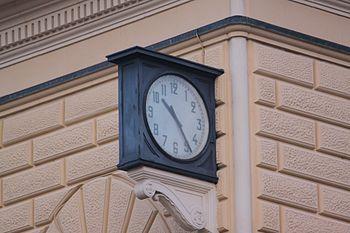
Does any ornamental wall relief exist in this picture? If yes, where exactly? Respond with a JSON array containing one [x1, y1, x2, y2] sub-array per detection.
[[41, 172, 193, 233]]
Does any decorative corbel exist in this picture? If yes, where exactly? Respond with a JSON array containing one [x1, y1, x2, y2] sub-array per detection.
[[135, 179, 206, 231], [128, 166, 217, 233]]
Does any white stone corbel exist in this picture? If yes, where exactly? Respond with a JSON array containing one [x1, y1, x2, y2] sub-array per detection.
[[128, 166, 217, 232]]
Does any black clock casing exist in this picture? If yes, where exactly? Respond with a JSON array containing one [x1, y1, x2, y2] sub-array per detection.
[[107, 46, 223, 183]]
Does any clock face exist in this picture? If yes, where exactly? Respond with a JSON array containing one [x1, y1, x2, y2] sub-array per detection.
[[145, 74, 209, 160]]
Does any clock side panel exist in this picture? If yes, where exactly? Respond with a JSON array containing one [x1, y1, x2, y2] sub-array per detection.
[[118, 61, 143, 168]]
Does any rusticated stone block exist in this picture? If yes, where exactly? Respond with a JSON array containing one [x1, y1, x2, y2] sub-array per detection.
[[181, 50, 203, 64], [256, 138, 278, 170], [35, 187, 73, 225], [257, 201, 280, 233], [96, 111, 118, 144], [215, 75, 228, 104], [256, 107, 315, 148], [3, 101, 63, 145], [107, 179, 134, 233], [280, 144, 350, 190], [217, 167, 229, 200], [205, 43, 227, 103], [316, 61, 350, 98], [317, 123, 350, 159], [165, 215, 195, 233], [66, 142, 119, 184], [205, 43, 225, 69], [46, 223, 61, 233], [255, 75, 276, 106], [278, 83, 350, 127], [216, 104, 227, 136], [26, 226, 49, 233], [217, 199, 230, 232], [57, 190, 84, 233], [0, 141, 32, 176], [0, 179, 2, 207], [253, 43, 313, 86], [0, 200, 33, 233], [258, 170, 317, 211], [82, 177, 107, 233], [0, 120, 3, 147], [3, 160, 64, 204], [65, 79, 118, 124], [216, 135, 229, 167], [283, 207, 350, 233], [128, 199, 156, 233], [33, 120, 95, 164], [149, 215, 170, 233], [320, 186, 350, 222]]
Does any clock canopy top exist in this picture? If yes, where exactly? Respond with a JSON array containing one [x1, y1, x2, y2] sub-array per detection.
[[106, 46, 224, 78]]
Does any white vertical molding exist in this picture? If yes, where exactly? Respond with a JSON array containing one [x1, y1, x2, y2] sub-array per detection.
[[229, 1, 252, 233], [229, 37, 252, 233], [230, 0, 245, 15]]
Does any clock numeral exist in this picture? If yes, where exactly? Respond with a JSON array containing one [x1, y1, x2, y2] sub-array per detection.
[[147, 105, 153, 118], [153, 123, 159, 135], [162, 135, 167, 146], [192, 134, 198, 145], [185, 90, 188, 102], [170, 82, 178, 95], [196, 119, 202, 130], [161, 84, 167, 96], [191, 101, 196, 113], [153, 91, 159, 103], [173, 142, 178, 154], [184, 142, 190, 153]]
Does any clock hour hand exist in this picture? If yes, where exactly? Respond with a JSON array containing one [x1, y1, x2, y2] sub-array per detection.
[[161, 98, 192, 153], [161, 98, 181, 127]]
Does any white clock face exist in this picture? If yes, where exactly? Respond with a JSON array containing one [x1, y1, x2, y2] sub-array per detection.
[[145, 74, 209, 160]]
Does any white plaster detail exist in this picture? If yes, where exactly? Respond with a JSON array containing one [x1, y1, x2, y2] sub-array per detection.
[[0, 0, 191, 68], [230, 0, 246, 15], [129, 166, 217, 233]]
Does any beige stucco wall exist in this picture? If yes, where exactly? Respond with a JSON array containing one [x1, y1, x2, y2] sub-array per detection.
[[0, 73, 188, 233], [0, 38, 235, 233], [0, 0, 230, 97], [0, 0, 349, 233], [2, 28, 349, 233], [247, 0, 350, 46], [248, 40, 350, 232]]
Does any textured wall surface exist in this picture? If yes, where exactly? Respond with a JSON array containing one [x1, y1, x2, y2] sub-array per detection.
[[0, 39, 234, 233], [178, 41, 234, 232], [1, 16, 349, 233], [251, 42, 350, 233], [0, 75, 191, 233]]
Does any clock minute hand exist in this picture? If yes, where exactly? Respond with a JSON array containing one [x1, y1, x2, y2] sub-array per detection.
[[169, 105, 193, 154], [161, 99, 192, 153]]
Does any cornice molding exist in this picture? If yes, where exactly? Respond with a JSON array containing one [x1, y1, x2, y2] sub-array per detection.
[[0, 0, 190, 68], [290, 0, 350, 18], [0, 0, 61, 26], [1, 16, 349, 110]]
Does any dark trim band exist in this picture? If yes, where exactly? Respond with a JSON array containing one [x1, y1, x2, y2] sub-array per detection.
[[1, 15, 349, 105]]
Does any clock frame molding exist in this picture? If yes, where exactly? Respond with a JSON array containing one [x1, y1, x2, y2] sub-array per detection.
[[107, 46, 223, 183], [144, 73, 210, 161]]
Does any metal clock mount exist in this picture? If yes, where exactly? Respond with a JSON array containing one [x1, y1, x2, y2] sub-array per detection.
[[107, 46, 223, 232]]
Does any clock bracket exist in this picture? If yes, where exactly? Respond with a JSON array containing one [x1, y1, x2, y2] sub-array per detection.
[[128, 166, 217, 233]]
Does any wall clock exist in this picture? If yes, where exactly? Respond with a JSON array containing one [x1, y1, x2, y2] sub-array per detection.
[[107, 46, 223, 183], [145, 74, 209, 160]]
